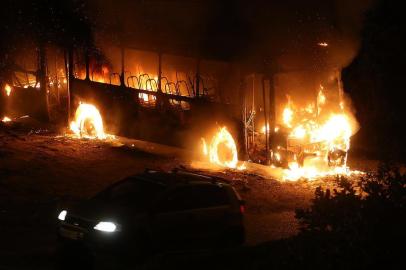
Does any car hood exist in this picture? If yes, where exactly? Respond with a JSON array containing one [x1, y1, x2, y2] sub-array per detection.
[[68, 198, 132, 223]]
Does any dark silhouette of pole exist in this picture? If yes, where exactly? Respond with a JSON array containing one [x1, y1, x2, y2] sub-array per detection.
[[120, 47, 125, 86], [68, 47, 74, 121], [85, 48, 90, 81], [38, 43, 49, 121], [195, 58, 201, 97], [269, 74, 276, 139], [262, 76, 269, 164]]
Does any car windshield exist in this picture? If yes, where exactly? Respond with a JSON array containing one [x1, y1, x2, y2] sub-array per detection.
[[96, 178, 165, 211], [157, 184, 229, 212]]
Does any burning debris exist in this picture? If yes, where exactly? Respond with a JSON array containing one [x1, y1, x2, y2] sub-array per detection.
[[267, 85, 361, 181], [69, 103, 108, 139], [2, 116, 11, 123], [192, 79, 364, 182]]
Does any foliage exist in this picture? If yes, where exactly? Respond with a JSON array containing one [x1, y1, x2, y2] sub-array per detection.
[[293, 163, 406, 269], [249, 164, 405, 270]]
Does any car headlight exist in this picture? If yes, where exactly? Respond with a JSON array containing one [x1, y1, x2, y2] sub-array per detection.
[[58, 210, 67, 221], [94, 221, 117, 232]]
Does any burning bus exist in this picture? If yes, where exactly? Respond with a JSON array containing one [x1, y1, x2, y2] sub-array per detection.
[[0, 36, 359, 180], [242, 68, 359, 180]]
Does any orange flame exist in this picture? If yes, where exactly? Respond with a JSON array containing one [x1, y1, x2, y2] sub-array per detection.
[[282, 95, 293, 128], [283, 161, 363, 181], [70, 103, 106, 139], [277, 84, 359, 181], [4, 84, 12, 96], [1, 116, 11, 122], [202, 127, 239, 169]]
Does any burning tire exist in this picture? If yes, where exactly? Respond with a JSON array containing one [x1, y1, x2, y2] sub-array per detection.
[[70, 103, 106, 139]]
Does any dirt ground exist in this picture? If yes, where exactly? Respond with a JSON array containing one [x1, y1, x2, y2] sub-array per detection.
[[0, 120, 375, 269]]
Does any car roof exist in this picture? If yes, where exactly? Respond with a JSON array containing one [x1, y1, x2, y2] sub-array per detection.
[[128, 169, 230, 188]]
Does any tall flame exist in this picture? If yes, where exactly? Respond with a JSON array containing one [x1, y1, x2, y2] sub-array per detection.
[[4, 84, 12, 96], [70, 103, 106, 139], [317, 85, 326, 114], [277, 84, 359, 181], [283, 95, 293, 128]]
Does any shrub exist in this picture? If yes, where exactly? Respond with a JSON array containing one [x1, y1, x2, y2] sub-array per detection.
[[294, 163, 406, 269]]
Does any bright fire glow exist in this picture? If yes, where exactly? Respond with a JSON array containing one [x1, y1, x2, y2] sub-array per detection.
[[202, 127, 239, 169], [261, 124, 279, 134], [311, 114, 352, 151], [283, 107, 293, 128], [70, 103, 106, 139], [2, 116, 11, 122], [284, 161, 363, 181], [278, 84, 359, 181], [291, 125, 306, 139], [317, 85, 326, 106], [261, 124, 270, 134], [201, 138, 208, 156], [283, 95, 293, 128], [4, 84, 12, 96]]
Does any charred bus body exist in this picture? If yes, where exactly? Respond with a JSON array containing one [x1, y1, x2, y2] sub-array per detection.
[[1, 42, 351, 170]]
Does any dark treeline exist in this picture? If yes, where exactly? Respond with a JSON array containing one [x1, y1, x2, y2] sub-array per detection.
[[0, 0, 93, 74], [343, 0, 406, 160], [248, 163, 406, 269], [0, 0, 96, 119]]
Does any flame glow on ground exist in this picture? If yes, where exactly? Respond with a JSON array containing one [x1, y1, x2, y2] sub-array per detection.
[[283, 161, 364, 181], [70, 103, 107, 139], [201, 127, 245, 170]]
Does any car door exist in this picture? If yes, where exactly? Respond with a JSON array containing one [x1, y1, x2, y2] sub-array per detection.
[[150, 184, 230, 248], [185, 184, 230, 242], [150, 186, 201, 249]]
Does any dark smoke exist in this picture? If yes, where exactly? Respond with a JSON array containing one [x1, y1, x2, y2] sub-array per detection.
[[84, 0, 374, 69]]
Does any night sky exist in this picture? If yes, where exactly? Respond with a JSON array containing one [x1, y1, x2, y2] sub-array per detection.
[[1, 0, 372, 62]]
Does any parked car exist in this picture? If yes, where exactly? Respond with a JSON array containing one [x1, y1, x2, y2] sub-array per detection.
[[57, 169, 245, 262]]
